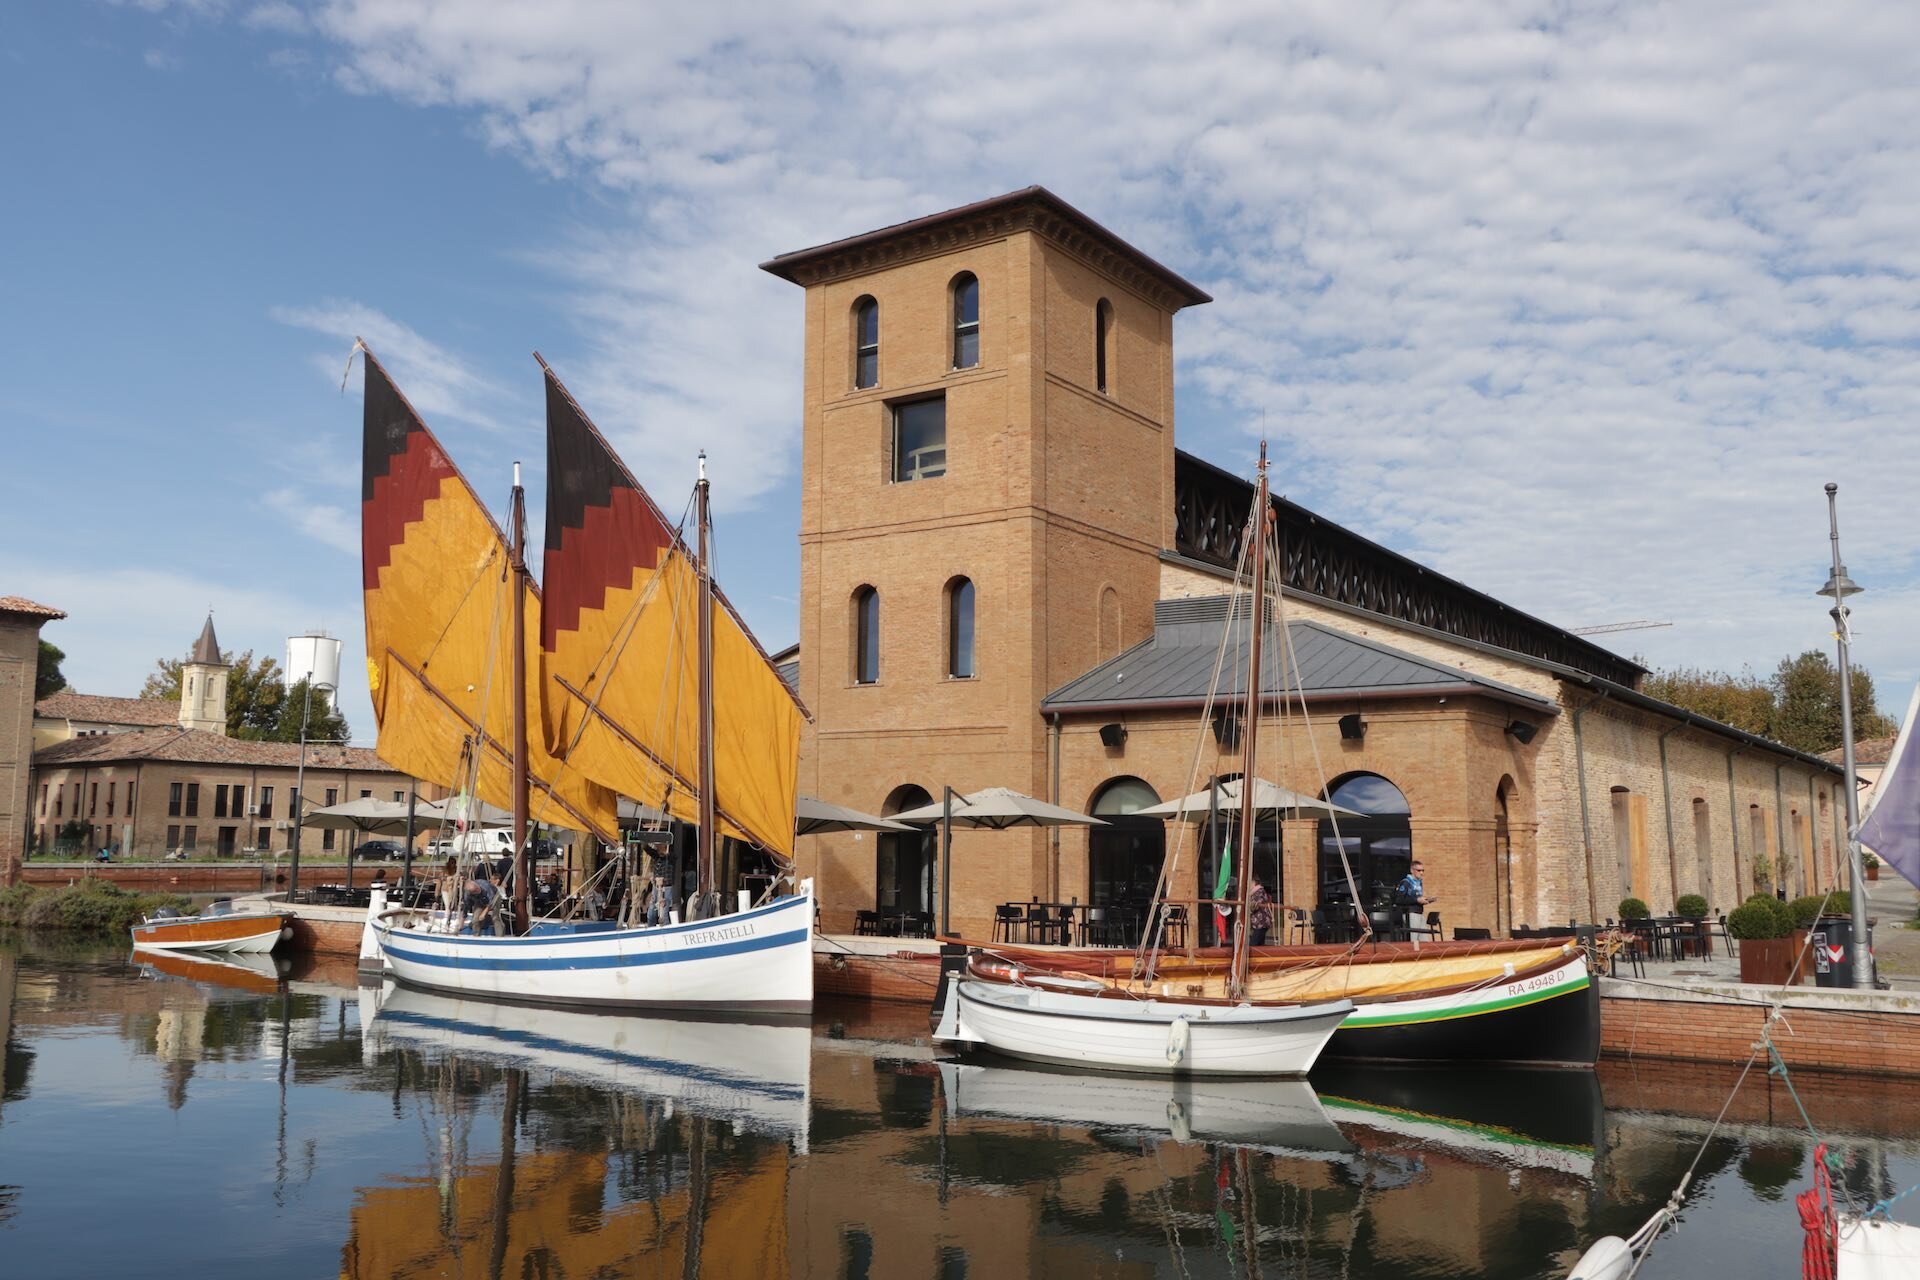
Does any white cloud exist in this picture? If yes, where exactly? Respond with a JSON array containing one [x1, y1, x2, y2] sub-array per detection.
[[142, 48, 182, 70], [198, 1, 1920, 705], [271, 299, 514, 435], [263, 488, 358, 554]]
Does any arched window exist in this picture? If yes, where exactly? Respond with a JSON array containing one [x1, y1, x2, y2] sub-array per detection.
[[879, 783, 936, 917], [1692, 797, 1713, 903], [1495, 777, 1515, 934], [951, 273, 980, 369], [1098, 585, 1121, 660], [946, 577, 975, 678], [852, 586, 880, 684], [852, 296, 879, 389], [1095, 298, 1113, 394], [1316, 772, 1413, 912], [1088, 777, 1164, 910]]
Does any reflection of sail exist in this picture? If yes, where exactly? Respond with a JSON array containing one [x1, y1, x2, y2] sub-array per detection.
[[936, 1058, 1349, 1156], [373, 984, 810, 1150], [1319, 1065, 1602, 1181]]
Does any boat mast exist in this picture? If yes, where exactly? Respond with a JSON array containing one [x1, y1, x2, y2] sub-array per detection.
[[695, 452, 717, 920], [1231, 442, 1272, 1003], [509, 461, 531, 932]]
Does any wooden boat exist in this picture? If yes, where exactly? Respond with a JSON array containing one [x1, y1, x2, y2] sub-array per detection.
[[132, 945, 285, 993], [357, 349, 811, 1012], [129, 903, 291, 954]]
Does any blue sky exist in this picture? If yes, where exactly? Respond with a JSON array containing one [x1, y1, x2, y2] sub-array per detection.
[[5, 0, 1917, 745]]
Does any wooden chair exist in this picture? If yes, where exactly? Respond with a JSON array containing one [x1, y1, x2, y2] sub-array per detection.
[[1284, 906, 1309, 946], [1159, 904, 1188, 949]]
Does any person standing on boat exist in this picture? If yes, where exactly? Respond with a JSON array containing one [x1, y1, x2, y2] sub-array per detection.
[[465, 867, 504, 935], [1248, 880, 1274, 947]]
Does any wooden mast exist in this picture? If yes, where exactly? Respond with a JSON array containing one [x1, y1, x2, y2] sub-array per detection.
[[695, 452, 717, 920], [509, 462, 531, 932], [1230, 442, 1272, 1003]]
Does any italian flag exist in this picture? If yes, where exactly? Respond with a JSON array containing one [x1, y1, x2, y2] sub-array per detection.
[[1214, 835, 1234, 941]]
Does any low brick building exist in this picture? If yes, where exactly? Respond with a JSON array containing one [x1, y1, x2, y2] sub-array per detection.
[[761, 188, 1849, 940], [2, 596, 66, 885]]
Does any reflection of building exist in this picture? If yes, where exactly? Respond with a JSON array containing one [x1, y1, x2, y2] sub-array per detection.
[[28, 616, 414, 858], [762, 188, 1849, 936]]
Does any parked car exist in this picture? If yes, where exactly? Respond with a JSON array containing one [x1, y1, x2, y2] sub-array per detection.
[[352, 840, 407, 862]]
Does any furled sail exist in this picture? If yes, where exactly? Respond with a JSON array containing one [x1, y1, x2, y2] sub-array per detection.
[[360, 350, 617, 839], [539, 364, 803, 859]]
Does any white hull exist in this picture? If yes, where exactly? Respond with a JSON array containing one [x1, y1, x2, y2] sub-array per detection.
[[371, 983, 811, 1150], [374, 881, 814, 1012], [946, 978, 1351, 1077], [127, 915, 289, 953], [937, 1059, 1349, 1154]]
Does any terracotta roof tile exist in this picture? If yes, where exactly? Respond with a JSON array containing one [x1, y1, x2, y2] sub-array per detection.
[[33, 727, 395, 773], [0, 596, 65, 620], [1823, 736, 1897, 768], [35, 691, 182, 727]]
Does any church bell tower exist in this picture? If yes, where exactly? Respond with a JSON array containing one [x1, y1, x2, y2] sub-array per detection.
[[178, 615, 229, 736]]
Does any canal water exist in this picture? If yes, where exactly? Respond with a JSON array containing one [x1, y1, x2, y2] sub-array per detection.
[[2, 932, 1916, 1279]]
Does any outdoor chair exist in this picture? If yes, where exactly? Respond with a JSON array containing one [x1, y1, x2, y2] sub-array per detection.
[[1159, 904, 1188, 949], [1024, 903, 1065, 945], [910, 912, 934, 939], [1084, 906, 1118, 947], [1453, 926, 1493, 941], [1707, 911, 1734, 959], [991, 903, 1022, 942], [854, 910, 881, 937], [1408, 911, 1442, 942], [1283, 906, 1309, 946]]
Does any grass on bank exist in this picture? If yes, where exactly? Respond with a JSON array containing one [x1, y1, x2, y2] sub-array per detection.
[[0, 879, 187, 934]]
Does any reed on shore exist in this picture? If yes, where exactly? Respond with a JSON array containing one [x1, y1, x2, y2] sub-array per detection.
[[0, 879, 187, 934]]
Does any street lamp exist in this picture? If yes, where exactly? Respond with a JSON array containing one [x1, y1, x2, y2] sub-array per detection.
[[287, 676, 338, 900], [1816, 481, 1873, 990]]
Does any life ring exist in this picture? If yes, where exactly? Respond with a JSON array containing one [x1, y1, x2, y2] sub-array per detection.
[[969, 957, 1022, 983]]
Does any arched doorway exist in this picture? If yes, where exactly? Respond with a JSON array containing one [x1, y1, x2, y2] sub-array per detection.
[[1495, 778, 1515, 935], [1087, 777, 1164, 910], [878, 784, 936, 917], [1316, 772, 1413, 911]]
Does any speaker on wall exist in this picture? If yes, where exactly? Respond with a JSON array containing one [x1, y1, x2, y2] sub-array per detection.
[[1338, 713, 1367, 742], [1099, 723, 1128, 749]]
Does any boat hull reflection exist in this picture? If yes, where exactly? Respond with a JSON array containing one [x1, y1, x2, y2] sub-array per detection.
[[371, 983, 811, 1150], [937, 1056, 1351, 1154]]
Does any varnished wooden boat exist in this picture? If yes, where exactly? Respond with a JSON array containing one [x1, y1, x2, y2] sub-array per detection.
[[129, 905, 292, 954]]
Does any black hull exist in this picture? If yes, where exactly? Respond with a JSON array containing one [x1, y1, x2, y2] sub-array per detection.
[[1321, 975, 1600, 1067]]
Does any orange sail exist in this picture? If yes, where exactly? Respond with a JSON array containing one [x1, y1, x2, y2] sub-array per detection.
[[361, 350, 616, 839], [538, 364, 803, 859]]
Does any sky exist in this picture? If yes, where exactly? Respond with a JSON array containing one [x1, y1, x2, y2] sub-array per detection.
[[4, 0, 1917, 747]]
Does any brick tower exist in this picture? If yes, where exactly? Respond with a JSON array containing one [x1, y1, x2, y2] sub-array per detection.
[[761, 187, 1210, 934], [178, 615, 229, 736]]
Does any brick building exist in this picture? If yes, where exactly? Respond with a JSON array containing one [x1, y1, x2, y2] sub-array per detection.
[[761, 187, 1848, 940], [2, 596, 66, 885], [27, 616, 416, 859]]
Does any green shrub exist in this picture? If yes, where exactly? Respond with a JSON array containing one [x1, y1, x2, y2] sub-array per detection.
[[1787, 892, 1851, 929], [6, 879, 185, 934], [0, 883, 44, 927], [1675, 894, 1709, 919], [1618, 897, 1652, 922], [1863, 851, 1881, 869], [1728, 897, 1794, 940]]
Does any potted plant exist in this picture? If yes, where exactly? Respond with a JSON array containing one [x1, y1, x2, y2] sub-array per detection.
[[1618, 897, 1652, 923], [1787, 892, 1851, 931], [1864, 851, 1881, 882], [1675, 894, 1709, 920], [1729, 894, 1801, 986]]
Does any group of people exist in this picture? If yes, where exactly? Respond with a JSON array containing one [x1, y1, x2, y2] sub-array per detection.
[[432, 853, 684, 935]]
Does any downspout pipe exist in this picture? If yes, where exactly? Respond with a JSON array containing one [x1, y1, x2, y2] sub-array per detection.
[[1658, 724, 1683, 908], [1572, 690, 1610, 926], [1774, 762, 1788, 898], [1049, 713, 1062, 902], [1807, 774, 1821, 891], [1725, 748, 1745, 902]]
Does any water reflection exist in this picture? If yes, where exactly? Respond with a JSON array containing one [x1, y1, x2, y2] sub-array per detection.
[[1, 931, 1917, 1280]]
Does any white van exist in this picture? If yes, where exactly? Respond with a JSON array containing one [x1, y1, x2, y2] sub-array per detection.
[[427, 828, 515, 859]]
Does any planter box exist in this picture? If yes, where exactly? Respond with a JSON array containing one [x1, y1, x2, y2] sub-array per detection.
[[1868, 865, 1881, 882], [1737, 933, 1808, 987]]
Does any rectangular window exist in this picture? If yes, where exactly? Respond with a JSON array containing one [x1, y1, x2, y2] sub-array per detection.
[[182, 825, 197, 852], [128, 781, 136, 813], [258, 786, 273, 820], [89, 783, 98, 815], [290, 788, 299, 821], [393, 791, 404, 803], [55, 788, 63, 818], [322, 828, 336, 852], [166, 824, 180, 850], [891, 396, 946, 482], [169, 782, 183, 817], [214, 785, 228, 818], [233, 785, 246, 814], [185, 783, 199, 817], [359, 789, 371, 800], [256, 826, 268, 849], [38, 784, 46, 815], [107, 782, 116, 817], [325, 787, 338, 806]]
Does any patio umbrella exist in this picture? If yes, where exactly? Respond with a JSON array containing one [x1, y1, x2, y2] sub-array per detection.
[[421, 795, 515, 827], [1134, 777, 1364, 820], [890, 787, 1107, 935], [795, 796, 915, 836], [303, 798, 418, 889]]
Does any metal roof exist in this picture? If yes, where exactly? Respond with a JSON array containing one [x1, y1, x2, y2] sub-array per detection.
[[1041, 595, 1559, 716]]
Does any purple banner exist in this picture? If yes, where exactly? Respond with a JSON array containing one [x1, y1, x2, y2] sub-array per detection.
[[1858, 686, 1920, 891]]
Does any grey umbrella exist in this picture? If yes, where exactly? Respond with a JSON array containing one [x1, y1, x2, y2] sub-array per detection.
[[303, 798, 418, 889], [890, 787, 1107, 935], [1134, 777, 1364, 820], [796, 796, 916, 836]]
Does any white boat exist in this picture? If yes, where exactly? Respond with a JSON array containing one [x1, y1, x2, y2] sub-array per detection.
[[354, 350, 811, 1013], [938, 962, 1351, 1076], [375, 881, 814, 1013], [370, 982, 811, 1149], [937, 1058, 1348, 1153], [128, 902, 292, 954]]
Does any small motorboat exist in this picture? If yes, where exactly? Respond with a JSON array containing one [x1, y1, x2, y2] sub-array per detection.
[[129, 899, 292, 954]]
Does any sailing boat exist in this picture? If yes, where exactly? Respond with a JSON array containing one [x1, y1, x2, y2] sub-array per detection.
[[936, 446, 1354, 1075], [363, 348, 814, 1012]]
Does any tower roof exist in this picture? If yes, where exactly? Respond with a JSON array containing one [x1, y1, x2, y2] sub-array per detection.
[[189, 615, 225, 666], [759, 186, 1213, 312]]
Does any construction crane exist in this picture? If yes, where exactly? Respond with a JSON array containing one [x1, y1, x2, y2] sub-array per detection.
[[1571, 620, 1673, 637]]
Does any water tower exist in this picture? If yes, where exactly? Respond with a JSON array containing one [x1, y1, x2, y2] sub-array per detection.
[[285, 631, 342, 708]]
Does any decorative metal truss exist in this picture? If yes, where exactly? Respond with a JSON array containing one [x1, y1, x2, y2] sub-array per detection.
[[1172, 452, 1644, 687]]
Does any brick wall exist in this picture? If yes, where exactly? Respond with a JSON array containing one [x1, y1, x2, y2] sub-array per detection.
[[1602, 986, 1920, 1077], [0, 614, 45, 885]]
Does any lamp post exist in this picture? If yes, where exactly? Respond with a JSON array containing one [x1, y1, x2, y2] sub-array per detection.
[[287, 677, 337, 900], [1817, 482, 1873, 990]]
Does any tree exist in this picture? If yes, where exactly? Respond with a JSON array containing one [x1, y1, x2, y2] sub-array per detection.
[[35, 639, 66, 700], [1640, 664, 1773, 736], [1769, 650, 1894, 755], [262, 678, 351, 745], [139, 648, 303, 741]]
